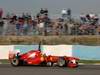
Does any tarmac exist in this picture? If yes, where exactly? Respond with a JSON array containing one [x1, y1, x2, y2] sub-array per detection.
[[0, 64, 100, 75]]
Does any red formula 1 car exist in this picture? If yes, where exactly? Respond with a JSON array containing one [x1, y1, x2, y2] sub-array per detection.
[[9, 46, 79, 68]]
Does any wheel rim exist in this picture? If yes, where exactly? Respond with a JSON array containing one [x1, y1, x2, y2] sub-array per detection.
[[11, 58, 19, 66]]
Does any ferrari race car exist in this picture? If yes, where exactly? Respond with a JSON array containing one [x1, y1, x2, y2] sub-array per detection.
[[9, 45, 79, 68]]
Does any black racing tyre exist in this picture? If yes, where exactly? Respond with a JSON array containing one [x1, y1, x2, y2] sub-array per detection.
[[41, 62, 47, 67], [76, 62, 79, 67], [57, 58, 66, 67], [11, 58, 20, 67]]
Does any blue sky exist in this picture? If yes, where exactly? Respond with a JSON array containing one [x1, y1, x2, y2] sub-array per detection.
[[0, 0, 100, 16]]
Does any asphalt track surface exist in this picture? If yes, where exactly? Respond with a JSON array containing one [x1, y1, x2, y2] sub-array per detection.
[[0, 64, 100, 75]]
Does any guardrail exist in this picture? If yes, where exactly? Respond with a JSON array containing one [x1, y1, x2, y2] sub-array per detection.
[[0, 45, 100, 60]]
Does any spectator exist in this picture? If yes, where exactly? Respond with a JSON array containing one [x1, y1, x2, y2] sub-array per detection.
[[80, 13, 87, 24], [37, 20, 45, 35], [61, 9, 67, 21], [16, 22, 20, 35], [0, 8, 3, 19], [67, 8, 72, 22], [23, 21, 28, 35], [86, 14, 91, 22], [0, 19, 4, 35], [40, 8, 44, 14], [44, 8, 48, 16]]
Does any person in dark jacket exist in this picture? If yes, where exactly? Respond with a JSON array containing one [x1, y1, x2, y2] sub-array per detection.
[[44, 8, 48, 14], [67, 8, 72, 22], [40, 8, 44, 14]]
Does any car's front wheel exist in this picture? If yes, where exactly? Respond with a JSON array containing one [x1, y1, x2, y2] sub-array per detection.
[[11, 58, 20, 67]]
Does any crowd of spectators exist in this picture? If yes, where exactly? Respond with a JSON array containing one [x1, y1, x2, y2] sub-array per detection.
[[0, 8, 100, 36]]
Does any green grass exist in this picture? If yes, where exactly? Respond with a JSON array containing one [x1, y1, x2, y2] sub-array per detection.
[[79, 60, 100, 64], [0, 59, 10, 64]]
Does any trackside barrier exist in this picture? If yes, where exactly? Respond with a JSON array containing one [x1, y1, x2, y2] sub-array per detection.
[[42, 45, 72, 56], [0, 45, 14, 59], [0, 45, 100, 60], [72, 45, 100, 60], [14, 45, 39, 54]]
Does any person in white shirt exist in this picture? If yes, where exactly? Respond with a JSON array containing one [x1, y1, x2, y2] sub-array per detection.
[[89, 12, 95, 19], [37, 20, 45, 35], [61, 9, 67, 21]]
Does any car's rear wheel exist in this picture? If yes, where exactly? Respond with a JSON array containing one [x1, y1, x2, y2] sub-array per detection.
[[11, 58, 20, 67]]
